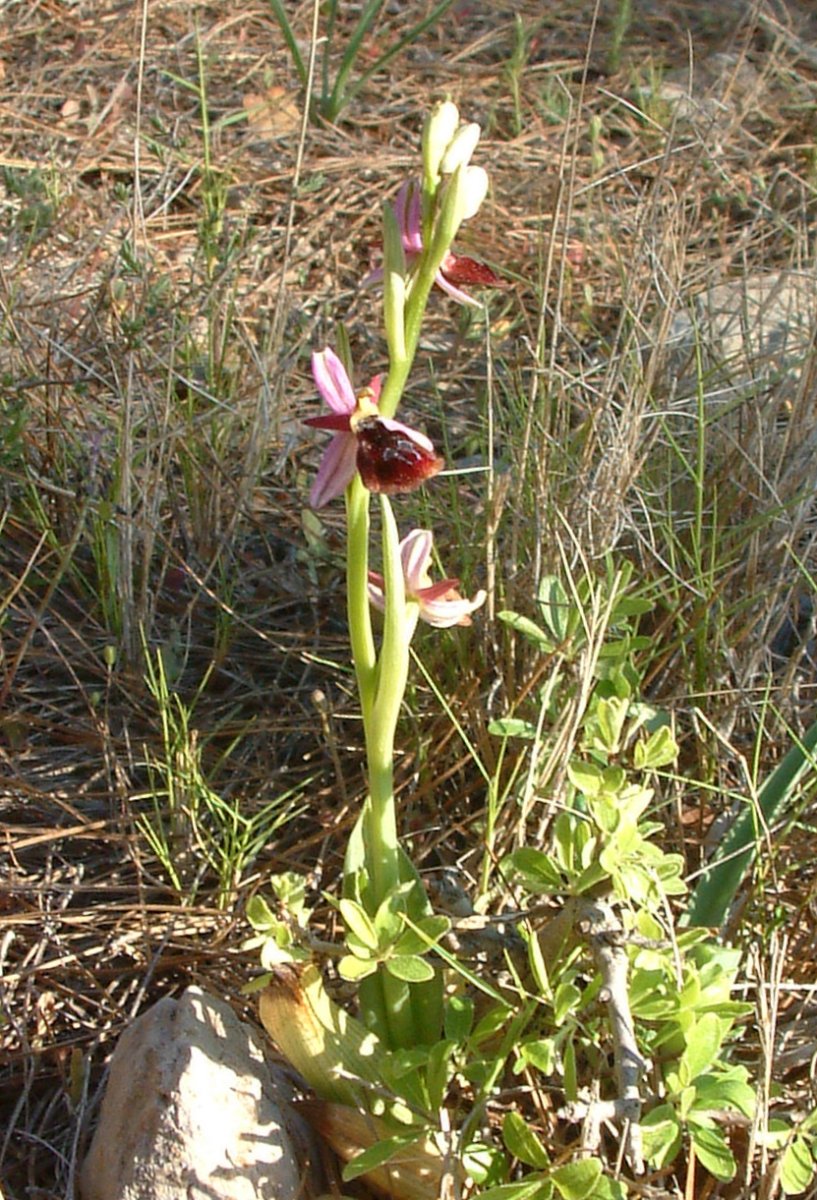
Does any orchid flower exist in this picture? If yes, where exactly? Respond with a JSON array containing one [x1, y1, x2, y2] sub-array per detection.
[[368, 528, 487, 628], [366, 180, 499, 308], [305, 348, 443, 507]]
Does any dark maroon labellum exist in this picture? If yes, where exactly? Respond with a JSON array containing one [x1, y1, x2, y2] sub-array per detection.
[[441, 253, 501, 287], [355, 417, 444, 495]]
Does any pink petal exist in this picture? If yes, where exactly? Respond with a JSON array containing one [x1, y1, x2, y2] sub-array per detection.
[[304, 412, 353, 431], [399, 529, 433, 591], [310, 433, 358, 508], [312, 348, 356, 414], [419, 588, 487, 628], [416, 578, 461, 602], [434, 269, 480, 307], [395, 181, 423, 254], [361, 265, 385, 289], [367, 571, 386, 613]]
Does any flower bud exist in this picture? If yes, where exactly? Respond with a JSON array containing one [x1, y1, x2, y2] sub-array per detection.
[[439, 122, 481, 174], [443, 164, 489, 238], [422, 100, 459, 183]]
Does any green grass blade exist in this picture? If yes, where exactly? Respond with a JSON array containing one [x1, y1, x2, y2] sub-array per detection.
[[686, 717, 817, 929], [268, 0, 308, 88], [344, 0, 459, 107], [321, 0, 339, 112], [324, 0, 384, 121]]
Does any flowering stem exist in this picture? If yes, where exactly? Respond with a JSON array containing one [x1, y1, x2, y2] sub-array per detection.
[[345, 476, 376, 725], [358, 496, 414, 913], [378, 223, 456, 422], [349, 495, 418, 1048]]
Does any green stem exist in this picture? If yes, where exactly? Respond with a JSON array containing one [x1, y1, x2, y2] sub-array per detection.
[[363, 496, 416, 905], [359, 497, 418, 1048], [378, 190, 462, 421], [346, 476, 376, 724], [343, 166, 466, 1044]]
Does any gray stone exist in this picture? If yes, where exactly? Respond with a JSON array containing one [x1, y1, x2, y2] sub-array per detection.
[[641, 52, 763, 132], [80, 987, 320, 1200], [667, 269, 817, 412]]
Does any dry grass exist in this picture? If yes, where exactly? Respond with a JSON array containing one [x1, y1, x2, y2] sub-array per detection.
[[3, 0, 817, 1195]]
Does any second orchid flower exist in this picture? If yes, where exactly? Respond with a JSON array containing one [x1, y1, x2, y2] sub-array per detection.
[[304, 348, 443, 508], [368, 528, 486, 628]]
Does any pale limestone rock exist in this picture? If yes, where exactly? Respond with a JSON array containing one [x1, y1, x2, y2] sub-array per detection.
[[669, 270, 817, 394], [81, 986, 319, 1200]]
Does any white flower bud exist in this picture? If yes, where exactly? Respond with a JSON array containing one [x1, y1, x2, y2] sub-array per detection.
[[422, 100, 460, 182], [449, 165, 488, 225], [439, 122, 481, 174]]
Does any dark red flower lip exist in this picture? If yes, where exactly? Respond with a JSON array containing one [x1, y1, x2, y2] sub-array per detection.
[[354, 417, 444, 495], [440, 252, 501, 288]]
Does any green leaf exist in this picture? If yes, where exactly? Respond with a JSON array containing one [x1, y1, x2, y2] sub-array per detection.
[[341, 1132, 418, 1181], [503, 1111, 551, 1169], [592, 697, 629, 755], [780, 1137, 816, 1195], [444, 994, 474, 1042], [528, 928, 551, 999], [553, 811, 590, 875], [597, 637, 632, 660], [472, 1002, 513, 1046], [567, 761, 603, 796], [614, 594, 654, 617], [372, 904, 403, 946], [549, 1157, 603, 1200], [686, 716, 817, 929], [270, 871, 309, 916], [242, 971, 274, 995], [762, 1117, 793, 1151], [424, 1038, 454, 1110], [462, 1141, 509, 1187], [563, 1036, 578, 1102], [259, 931, 309, 968], [680, 1013, 727, 1083], [388, 1047, 429, 1078], [641, 1104, 682, 1169], [515, 1038, 556, 1075], [677, 1084, 697, 1122], [587, 1179, 627, 1200], [504, 847, 564, 891], [476, 1180, 552, 1200], [554, 981, 582, 1025], [339, 898, 379, 951], [498, 610, 555, 651], [393, 913, 450, 956], [489, 717, 539, 739], [245, 893, 276, 932], [691, 1073, 756, 1119], [634, 725, 678, 770], [601, 765, 627, 794], [690, 1123, 736, 1181], [386, 954, 435, 983], [537, 575, 572, 643], [338, 954, 377, 982], [267, 0, 307, 87]]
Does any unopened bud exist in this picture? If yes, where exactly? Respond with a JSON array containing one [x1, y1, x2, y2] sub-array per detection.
[[439, 122, 481, 174], [445, 164, 489, 232], [422, 100, 460, 183]]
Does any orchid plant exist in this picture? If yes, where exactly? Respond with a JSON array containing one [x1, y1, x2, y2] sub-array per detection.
[[254, 101, 495, 1057], [249, 105, 809, 1200]]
